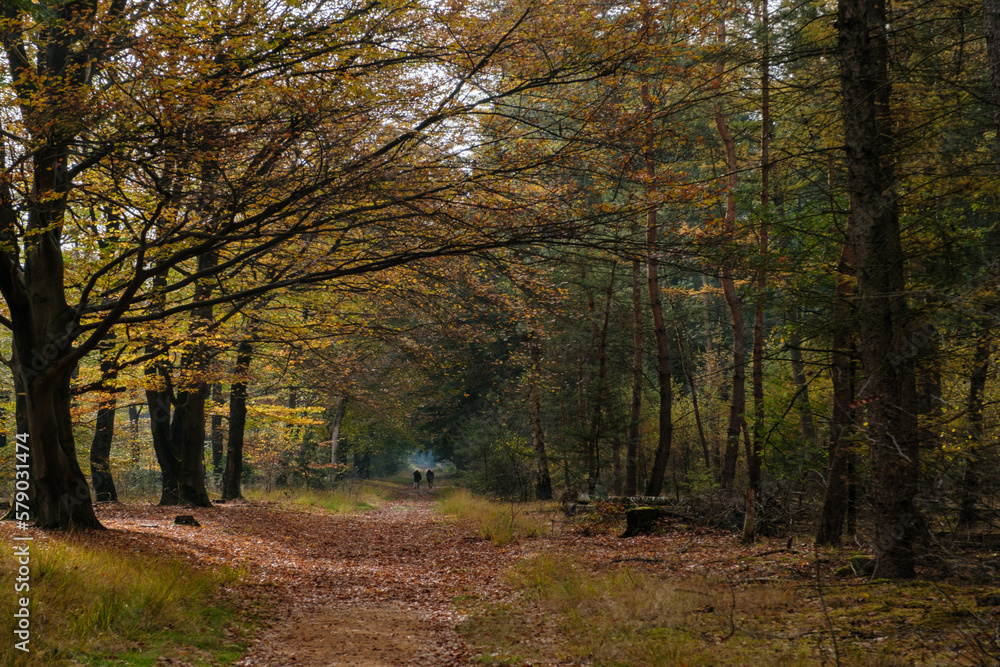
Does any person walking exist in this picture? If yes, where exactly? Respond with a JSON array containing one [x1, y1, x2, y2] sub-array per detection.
[[426, 469, 435, 489], [413, 469, 422, 489]]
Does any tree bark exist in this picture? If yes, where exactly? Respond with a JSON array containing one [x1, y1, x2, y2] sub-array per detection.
[[528, 339, 553, 500], [626, 256, 644, 496], [330, 396, 347, 468], [714, 22, 746, 492], [0, 3, 109, 530], [585, 263, 616, 493], [839, 0, 920, 578], [749, 0, 771, 497], [160, 250, 217, 507], [816, 236, 857, 546], [640, 34, 673, 496], [223, 337, 254, 501], [673, 318, 711, 469], [958, 318, 994, 526], [985, 0, 1000, 142], [787, 308, 818, 443], [211, 383, 225, 479], [90, 332, 119, 502]]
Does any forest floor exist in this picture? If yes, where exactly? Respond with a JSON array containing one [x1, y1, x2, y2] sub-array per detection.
[[26, 482, 1000, 666]]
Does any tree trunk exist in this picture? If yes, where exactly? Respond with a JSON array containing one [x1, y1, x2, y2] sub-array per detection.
[[749, 0, 771, 497], [586, 263, 616, 494], [158, 252, 217, 507], [147, 382, 179, 505], [640, 54, 673, 497], [958, 320, 993, 526], [0, 5, 105, 530], [330, 396, 347, 469], [528, 340, 553, 500], [90, 332, 119, 502], [985, 0, 1000, 143], [171, 385, 212, 506], [626, 257, 644, 496], [839, 0, 920, 578], [211, 383, 225, 479], [787, 308, 818, 443], [714, 24, 746, 491], [816, 237, 857, 546], [673, 319, 711, 469], [223, 338, 254, 501]]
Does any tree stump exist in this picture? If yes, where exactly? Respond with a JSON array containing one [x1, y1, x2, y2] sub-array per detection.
[[173, 515, 200, 527], [621, 507, 662, 537]]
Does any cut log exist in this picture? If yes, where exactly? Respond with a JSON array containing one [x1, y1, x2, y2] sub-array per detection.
[[621, 507, 664, 537]]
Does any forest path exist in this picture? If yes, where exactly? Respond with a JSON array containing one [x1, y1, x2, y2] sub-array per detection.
[[87, 486, 520, 666]]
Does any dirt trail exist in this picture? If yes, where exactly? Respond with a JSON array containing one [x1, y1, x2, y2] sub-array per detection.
[[85, 487, 519, 666]]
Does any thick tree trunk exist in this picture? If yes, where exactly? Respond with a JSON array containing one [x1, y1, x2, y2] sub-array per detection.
[[90, 332, 119, 502], [23, 371, 101, 529], [4, 158, 102, 528], [0, 0, 130, 532], [91, 403, 118, 502], [222, 338, 254, 501], [171, 386, 212, 506], [147, 385, 179, 505], [839, 0, 920, 578], [161, 251, 218, 507]]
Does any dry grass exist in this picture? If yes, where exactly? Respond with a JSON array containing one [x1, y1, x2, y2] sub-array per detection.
[[246, 481, 385, 513], [436, 488, 550, 546], [0, 536, 246, 666], [465, 555, 816, 666]]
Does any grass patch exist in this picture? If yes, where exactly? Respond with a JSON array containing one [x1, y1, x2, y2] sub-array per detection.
[[0, 536, 251, 666], [246, 481, 384, 512], [461, 554, 1000, 665], [462, 555, 819, 666], [436, 488, 550, 546]]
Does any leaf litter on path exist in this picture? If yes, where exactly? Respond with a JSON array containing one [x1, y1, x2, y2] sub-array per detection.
[[71, 492, 518, 665]]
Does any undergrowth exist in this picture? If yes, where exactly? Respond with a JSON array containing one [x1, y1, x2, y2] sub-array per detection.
[[247, 481, 384, 512], [461, 554, 817, 666], [0, 536, 249, 666], [436, 488, 550, 546], [462, 553, 1000, 666]]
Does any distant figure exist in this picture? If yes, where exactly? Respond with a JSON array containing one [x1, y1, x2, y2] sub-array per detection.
[[426, 469, 435, 489], [413, 469, 422, 489]]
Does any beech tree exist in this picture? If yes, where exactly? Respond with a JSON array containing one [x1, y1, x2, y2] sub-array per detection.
[[0, 0, 645, 528]]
